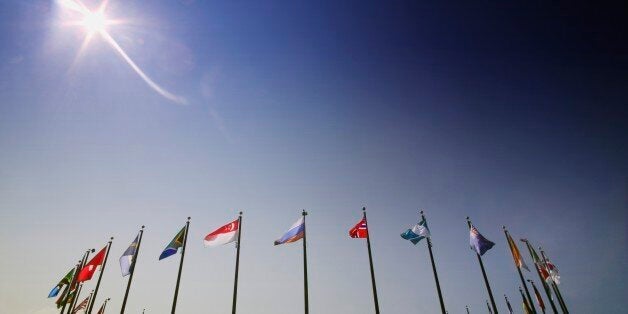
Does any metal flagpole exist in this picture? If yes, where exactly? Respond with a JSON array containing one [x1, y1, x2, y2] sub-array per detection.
[[363, 207, 381, 314], [528, 280, 545, 314], [302, 210, 309, 314], [539, 248, 568, 313], [466, 217, 498, 314], [504, 295, 513, 314], [487, 300, 493, 314], [60, 261, 81, 314], [171, 217, 191, 314], [521, 240, 558, 313], [421, 210, 446, 314], [85, 290, 94, 314], [88, 237, 114, 314], [100, 298, 110, 314], [121, 226, 145, 314], [466, 305, 470, 314], [232, 212, 243, 314], [502, 227, 535, 314], [67, 249, 93, 314], [69, 283, 83, 314]]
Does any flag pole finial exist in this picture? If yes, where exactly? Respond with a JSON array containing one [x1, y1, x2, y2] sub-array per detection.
[[89, 248, 95, 253], [187, 216, 191, 221], [302, 209, 308, 216], [239, 211, 243, 216], [109, 236, 114, 243], [362, 207, 366, 212], [420, 209, 424, 215], [141, 225, 145, 229]]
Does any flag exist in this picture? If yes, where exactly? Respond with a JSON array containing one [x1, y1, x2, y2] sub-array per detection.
[[401, 217, 430, 244], [523, 300, 533, 314], [521, 289, 533, 314], [48, 268, 74, 298], [120, 233, 140, 276], [506, 232, 529, 271], [204, 218, 239, 247], [77, 246, 107, 282], [274, 217, 305, 245], [159, 226, 186, 260], [96, 301, 106, 314], [349, 217, 368, 238], [545, 260, 561, 285], [56, 286, 75, 309], [71, 294, 90, 314], [533, 282, 546, 311], [469, 225, 495, 256]]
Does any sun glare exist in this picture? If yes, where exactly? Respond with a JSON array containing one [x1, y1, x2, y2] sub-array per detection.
[[82, 11, 107, 34]]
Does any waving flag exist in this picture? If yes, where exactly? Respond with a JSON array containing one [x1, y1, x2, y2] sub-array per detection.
[[470, 226, 495, 256], [532, 282, 546, 311], [506, 232, 529, 271], [274, 217, 305, 245], [349, 217, 368, 238], [71, 294, 90, 314], [545, 260, 561, 284], [159, 226, 186, 260], [56, 286, 75, 309], [48, 268, 74, 298], [120, 233, 140, 276], [401, 217, 430, 244], [77, 246, 107, 282], [204, 219, 240, 247]]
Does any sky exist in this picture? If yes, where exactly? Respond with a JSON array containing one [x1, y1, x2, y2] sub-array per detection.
[[0, 0, 626, 313]]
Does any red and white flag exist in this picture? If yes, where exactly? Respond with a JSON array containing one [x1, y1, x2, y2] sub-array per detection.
[[349, 217, 368, 238], [77, 246, 106, 282], [204, 219, 239, 247]]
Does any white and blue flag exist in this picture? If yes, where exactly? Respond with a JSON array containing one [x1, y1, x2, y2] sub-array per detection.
[[120, 233, 140, 276], [401, 217, 430, 245]]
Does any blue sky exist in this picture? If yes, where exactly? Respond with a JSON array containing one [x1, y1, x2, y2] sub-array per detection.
[[0, 1, 626, 313]]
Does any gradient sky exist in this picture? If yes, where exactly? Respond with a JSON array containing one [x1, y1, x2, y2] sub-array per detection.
[[1, 1, 626, 313]]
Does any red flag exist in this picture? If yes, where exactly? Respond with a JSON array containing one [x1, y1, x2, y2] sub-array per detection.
[[77, 246, 106, 282], [349, 217, 368, 238]]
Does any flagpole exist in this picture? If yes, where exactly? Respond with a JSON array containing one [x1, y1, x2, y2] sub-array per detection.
[[88, 238, 114, 314], [232, 212, 243, 314], [502, 227, 536, 314], [302, 210, 309, 314], [85, 290, 94, 314], [67, 249, 94, 314], [528, 280, 545, 314], [522, 240, 558, 314], [504, 295, 512, 314], [465, 305, 470, 314], [487, 300, 493, 314], [171, 217, 191, 314], [361, 207, 381, 314], [102, 298, 110, 314], [121, 226, 145, 314], [60, 261, 81, 314], [466, 217, 498, 314], [70, 284, 83, 314], [421, 210, 446, 314], [539, 248, 568, 313]]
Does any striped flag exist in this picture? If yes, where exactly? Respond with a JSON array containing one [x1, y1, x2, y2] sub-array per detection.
[[274, 217, 305, 245], [349, 217, 368, 238], [71, 294, 90, 313]]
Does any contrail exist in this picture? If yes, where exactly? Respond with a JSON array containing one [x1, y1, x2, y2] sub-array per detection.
[[101, 31, 187, 104], [58, 0, 186, 104]]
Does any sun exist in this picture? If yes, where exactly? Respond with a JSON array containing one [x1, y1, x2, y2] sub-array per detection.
[[82, 10, 107, 34]]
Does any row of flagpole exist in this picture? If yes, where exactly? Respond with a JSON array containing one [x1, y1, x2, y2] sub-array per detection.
[[48, 208, 568, 314]]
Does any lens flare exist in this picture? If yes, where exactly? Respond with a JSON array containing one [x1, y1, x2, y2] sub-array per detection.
[[57, 0, 186, 104]]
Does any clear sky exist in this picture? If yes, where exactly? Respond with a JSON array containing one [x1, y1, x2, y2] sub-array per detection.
[[1, 1, 626, 313]]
